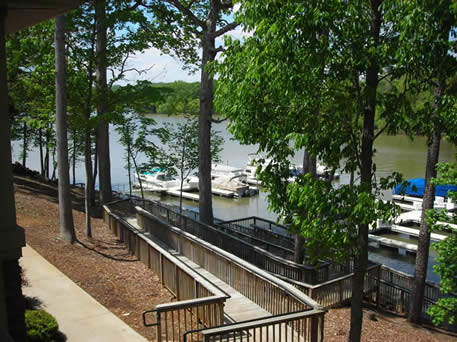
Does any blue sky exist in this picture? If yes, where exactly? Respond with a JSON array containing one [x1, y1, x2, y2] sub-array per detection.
[[122, 7, 246, 83]]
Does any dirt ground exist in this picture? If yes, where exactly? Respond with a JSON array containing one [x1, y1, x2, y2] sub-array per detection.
[[14, 175, 457, 341]]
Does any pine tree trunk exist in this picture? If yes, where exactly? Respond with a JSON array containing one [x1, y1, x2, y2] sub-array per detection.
[[72, 135, 76, 185], [408, 80, 443, 323], [349, 2, 381, 341], [84, 129, 93, 238], [22, 121, 26, 168], [39, 128, 44, 176], [95, 0, 112, 205], [55, 15, 76, 243], [198, 27, 216, 226], [45, 128, 50, 179]]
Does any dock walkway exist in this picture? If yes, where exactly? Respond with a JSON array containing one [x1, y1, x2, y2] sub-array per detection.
[[125, 215, 305, 341], [128, 216, 271, 323]]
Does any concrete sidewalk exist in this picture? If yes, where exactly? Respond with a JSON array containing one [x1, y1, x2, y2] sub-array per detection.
[[21, 245, 148, 342]]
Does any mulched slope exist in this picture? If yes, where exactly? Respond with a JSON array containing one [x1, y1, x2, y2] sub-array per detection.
[[14, 175, 457, 342], [15, 176, 171, 341]]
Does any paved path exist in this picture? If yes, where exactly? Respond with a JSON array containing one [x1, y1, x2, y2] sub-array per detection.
[[21, 245, 148, 342]]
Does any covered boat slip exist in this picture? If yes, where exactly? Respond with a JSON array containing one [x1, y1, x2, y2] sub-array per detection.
[[393, 177, 457, 211], [104, 201, 325, 342]]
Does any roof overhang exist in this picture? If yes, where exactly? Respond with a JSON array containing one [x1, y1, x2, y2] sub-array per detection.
[[5, 0, 86, 34]]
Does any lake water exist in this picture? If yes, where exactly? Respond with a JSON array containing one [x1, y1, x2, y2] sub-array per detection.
[[12, 114, 456, 282]]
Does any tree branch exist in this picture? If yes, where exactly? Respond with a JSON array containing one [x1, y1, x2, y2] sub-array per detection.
[[211, 117, 228, 124], [374, 124, 387, 141], [214, 21, 238, 38], [165, 0, 205, 29], [210, 46, 225, 54]]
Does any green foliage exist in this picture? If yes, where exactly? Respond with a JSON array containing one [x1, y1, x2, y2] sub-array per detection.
[[162, 117, 224, 178], [115, 111, 168, 197], [155, 81, 200, 115], [425, 162, 457, 326], [25, 310, 59, 342], [215, 0, 406, 265]]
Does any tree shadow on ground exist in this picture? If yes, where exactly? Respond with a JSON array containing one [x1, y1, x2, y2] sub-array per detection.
[[76, 239, 138, 263]]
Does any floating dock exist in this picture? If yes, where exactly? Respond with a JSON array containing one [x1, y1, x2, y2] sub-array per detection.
[[391, 224, 447, 241], [166, 188, 236, 201], [368, 234, 417, 255]]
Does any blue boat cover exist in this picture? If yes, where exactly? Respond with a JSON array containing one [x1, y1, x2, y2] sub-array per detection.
[[393, 178, 457, 198]]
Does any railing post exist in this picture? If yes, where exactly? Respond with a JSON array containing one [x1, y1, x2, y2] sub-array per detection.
[[175, 264, 181, 299], [157, 312, 162, 342], [311, 315, 319, 342], [376, 266, 381, 310], [160, 253, 164, 285], [339, 279, 344, 303]]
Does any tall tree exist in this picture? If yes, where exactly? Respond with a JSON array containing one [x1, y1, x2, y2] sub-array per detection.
[[141, 0, 238, 225], [95, 0, 112, 205], [55, 15, 76, 243], [387, 0, 457, 323], [216, 1, 404, 340], [426, 162, 457, 326]]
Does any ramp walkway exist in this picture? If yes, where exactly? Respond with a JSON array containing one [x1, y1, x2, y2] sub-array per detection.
[[105, 201, 325, 341], [127, 215, 271, 324]]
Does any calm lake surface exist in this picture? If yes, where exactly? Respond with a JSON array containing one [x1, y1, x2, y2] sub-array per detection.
[[13, 114, 456, 282]]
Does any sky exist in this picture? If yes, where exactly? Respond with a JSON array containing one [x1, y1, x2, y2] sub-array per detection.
[[122, 12, 247, 84]]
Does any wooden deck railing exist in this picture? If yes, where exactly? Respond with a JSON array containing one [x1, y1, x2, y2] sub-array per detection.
[[138, 201, 332, 285], [367, 265, 457, 331], [104, 204, 228, 342], [184, 309, 325, 342], [276, 264, 380, 308], [218, 217, 354, 282], [136, 206, 326, 341]]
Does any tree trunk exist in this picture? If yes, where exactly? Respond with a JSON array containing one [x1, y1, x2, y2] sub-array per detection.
[[132, 156, 144, 200], [408, 81, 443, 323], [84, 129, 93, 238], [349, 2, 381, 341], [39, 128, 44, 176], [91, 142, 97, 207], [126, 135, 132, 197], [294, 150, 317, 263], [55, 15, 76, 243], [198, 27, 217, 225], [45, 128, 50, 179], [95, 0, 112, 205], [22, 121, 26, 168], [72, 134, 76, 185]]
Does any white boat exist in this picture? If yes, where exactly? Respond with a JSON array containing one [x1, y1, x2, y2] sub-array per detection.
[[211, 164, 253, 197], [244, 156, 339, 184], [135, 169, 198, 192]]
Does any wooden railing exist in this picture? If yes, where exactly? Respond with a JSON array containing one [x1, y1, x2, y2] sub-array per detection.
[[138, 201, 332, 285], [218, 216, 354, 282], [184, 309, 326, 342], [278, 264, 380, 309], [104, 204, 228, 342], [369, 265, 457, 331], [136, 206, 326, 341]]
